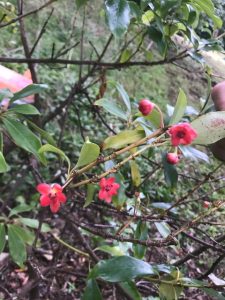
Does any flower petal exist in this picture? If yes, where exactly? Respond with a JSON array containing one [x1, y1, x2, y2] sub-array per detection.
[[57, 192, 67, 203], [40, 195, 51, 207], [99, 178, 106, 188], [107, 177, 115, 185], [50, 200, 60, 213], [99, 189, 107, 200], [104, 195, 112, 203], [52, 183, 63, 193], [37, 183, 50, 195]]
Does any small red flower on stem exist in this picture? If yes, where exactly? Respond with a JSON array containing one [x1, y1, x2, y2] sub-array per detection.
[[98, 177, 120, 203], [138, 99, 155, 116], [168, 123, 197, 146], [166, 152, 180, 165], [36, 183, 67, 213]]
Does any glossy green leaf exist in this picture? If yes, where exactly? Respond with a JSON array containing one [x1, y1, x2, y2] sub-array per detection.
[[130, 160, 141, 187], [119, 281, 142, 300], [191, 112, 225, 145], [8, 224, 27, 267], [82, 279, 103, 300], [109, 81, 131, 113], [0, 151, 9, 173], [191, 0, 222, 28], [142, 10, 154, 25], [8, 104, 40, 115], [96, 245, 124, 256], [154, 222, 171, 238], [159, 282, 183, 300], [76, 139, 100, 168], [0, 88, 13, 102], [3, 118, 42, 158], [95, 98, 128, 120], [133, 221, 148, 259], [10, 84, 48, 103], [84, 184, 96, 208], [38, 144, 70, 170], [0, 224, 6, 253], [19, 218, 51, 232], [89, 256, 156, 282], [120, 49, 132, 63], [179, 145, 209, 162], [9, 204, 34, 217], [11, 225, 35, 245], [169, 88, 187, 125], [27, 120, 56, 146], [103, 129, 145, 150], [105, 0, 131, 38]]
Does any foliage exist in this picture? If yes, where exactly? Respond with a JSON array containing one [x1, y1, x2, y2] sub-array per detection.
[[0, 0, 225, 299]]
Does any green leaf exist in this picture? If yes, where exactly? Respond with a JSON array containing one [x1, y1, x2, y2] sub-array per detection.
[[11, 225, 35, 245], [130, 160, 141, 187], [95, 98, 128, 120], [0, 151, 9, 173], [3, 118, 42, 159], [169, 88, 187, 125], [0, 224, 6, 253], [10, 84, 48, 103], [27, 120, 56, 146], [142, 10, 154, 25], [179, 145, 209, 162], [133, 221, 148, 259], [8, 104, 40, 115], [120, 49, 132, 63], [105, 0, 131, 38], [82, 279, 103, 300], [0, 88, 13, 102], [38, 144, 70, 170], [103, 129, 145, 150], [76, 139, 100, 168], [119, 281, 142, 300], [96, 245, 125, 256], [154, 222, 171, 238], [89, 256, 156, 282], [84, 184, 96, 208], [109, 81, 131, 113], [76, 0, 89, 9], [8, 224, 27, 267], [159, 282, 183, 300], [9, 204, 34, 217], [191, 0, 222, 28], [191, 112, 225, 145], [163, 153, 178, 188], [19, 218, 51, 232]]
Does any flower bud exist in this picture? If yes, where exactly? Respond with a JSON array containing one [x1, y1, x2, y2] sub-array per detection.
[[138, 99, 154, 116], [203, 201, 210, 208], [166, 153, 179, 165]]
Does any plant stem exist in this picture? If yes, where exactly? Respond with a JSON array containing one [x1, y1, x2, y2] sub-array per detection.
[[52, 233, 89, 258]]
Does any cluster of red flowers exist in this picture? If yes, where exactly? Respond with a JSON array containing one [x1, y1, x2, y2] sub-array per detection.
[[37, 177, 120, 213], [36, 102, 198, 212]]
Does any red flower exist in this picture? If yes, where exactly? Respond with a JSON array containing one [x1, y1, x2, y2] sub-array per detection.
[[203, 201, 211, 209], [138, 99, 155, 116], [168, 123, 197, 146], [166, 153, 179, 165], [98, 177, 120, 203], [36, 183, 67, 213]]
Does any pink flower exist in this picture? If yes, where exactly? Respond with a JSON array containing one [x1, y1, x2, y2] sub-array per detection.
[[98, 177, 120, 203], [166, 153, 179, 165], [168, 123, 197, 146], [36, 183, 67, 213], [138, 99, 155, 116]]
